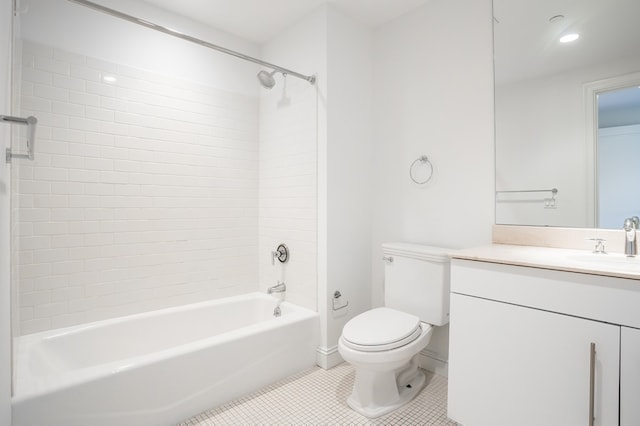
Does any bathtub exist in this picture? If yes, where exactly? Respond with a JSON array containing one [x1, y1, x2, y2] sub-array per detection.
[[12, 292, 319, 426]]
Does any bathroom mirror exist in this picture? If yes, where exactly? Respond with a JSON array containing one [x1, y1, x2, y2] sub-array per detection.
[[494, 0, 640, 228]]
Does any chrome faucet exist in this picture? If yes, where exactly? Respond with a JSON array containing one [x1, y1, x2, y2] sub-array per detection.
[[623, 217, 639, 257], [267, 281, 286, 294]]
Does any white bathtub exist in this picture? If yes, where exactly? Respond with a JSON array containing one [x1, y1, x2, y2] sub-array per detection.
[[12, 292, 319, 426]]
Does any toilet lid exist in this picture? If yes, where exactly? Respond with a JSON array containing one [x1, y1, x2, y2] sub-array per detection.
[[342, 307, 422, 352]]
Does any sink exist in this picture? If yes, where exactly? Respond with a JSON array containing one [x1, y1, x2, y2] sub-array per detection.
[[567, 253, 640, 270]]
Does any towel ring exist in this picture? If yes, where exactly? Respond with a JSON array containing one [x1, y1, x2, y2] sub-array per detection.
[[410, 155, 433, 184]]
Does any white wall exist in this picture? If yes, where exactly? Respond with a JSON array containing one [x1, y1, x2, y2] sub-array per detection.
[[258, 17, 320, 311], [258, 5, 374, 368], [322, 6, 373, 366], [1, 0, 13, 421], [495, 56, 640, 227], [371, 0, 494, 373]]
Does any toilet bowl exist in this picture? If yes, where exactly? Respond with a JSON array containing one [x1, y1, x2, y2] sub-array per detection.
[[338, 243, 450, 419], [338, 307, 434, 418]]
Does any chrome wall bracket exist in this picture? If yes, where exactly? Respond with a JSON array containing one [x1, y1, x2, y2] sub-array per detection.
[[2, 115, 38, 162]]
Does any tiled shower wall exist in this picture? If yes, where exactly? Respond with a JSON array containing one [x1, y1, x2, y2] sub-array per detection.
[[258, 77, 317, 311], [13, 40, 260, 334]]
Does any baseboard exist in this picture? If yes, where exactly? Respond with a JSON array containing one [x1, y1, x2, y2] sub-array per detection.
[[418, 349, 448, 377], [316, 345, 343, 370]]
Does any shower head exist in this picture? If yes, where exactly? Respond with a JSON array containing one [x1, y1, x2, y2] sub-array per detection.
[[257, 69, 277, 89]]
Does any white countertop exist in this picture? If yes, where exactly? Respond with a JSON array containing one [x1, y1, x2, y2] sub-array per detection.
[[452, 244, 640, 281]]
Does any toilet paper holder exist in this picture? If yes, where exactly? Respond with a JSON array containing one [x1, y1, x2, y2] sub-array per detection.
[[333, 290, 349, 311]]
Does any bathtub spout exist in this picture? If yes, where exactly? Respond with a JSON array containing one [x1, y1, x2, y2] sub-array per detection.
[[267, 281, 286, 294]]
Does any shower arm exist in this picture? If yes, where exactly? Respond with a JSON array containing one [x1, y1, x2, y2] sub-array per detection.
[[66, 0, 316, 85]]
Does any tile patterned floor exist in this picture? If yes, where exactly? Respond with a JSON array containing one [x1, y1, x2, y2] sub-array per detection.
[[178, 363, 458, 425]]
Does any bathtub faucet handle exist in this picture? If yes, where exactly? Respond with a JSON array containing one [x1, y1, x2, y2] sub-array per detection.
[[271, 243, 289, 265]]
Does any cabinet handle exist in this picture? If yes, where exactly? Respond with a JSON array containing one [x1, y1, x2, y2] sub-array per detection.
[[588, 342, 596, 426]]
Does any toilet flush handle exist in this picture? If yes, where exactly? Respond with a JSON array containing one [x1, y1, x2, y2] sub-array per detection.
[[382, 256, 394, 263]]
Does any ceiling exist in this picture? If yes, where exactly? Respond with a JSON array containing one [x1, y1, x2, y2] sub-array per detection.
[[139, 0, 431, 43], [494, 0, 640, 85]]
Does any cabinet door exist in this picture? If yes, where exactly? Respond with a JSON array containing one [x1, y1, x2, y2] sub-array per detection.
[[621, 326, 640, 426], [448, 293, 620, 426]]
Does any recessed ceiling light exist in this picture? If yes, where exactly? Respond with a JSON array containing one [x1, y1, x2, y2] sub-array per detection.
[[559, 33, 579, 43]]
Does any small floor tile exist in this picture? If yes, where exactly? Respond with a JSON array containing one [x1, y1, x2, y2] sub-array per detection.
[[177, 363, 458, 425]]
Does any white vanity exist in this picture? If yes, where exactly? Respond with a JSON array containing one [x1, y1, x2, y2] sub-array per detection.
[[447, 244, 640, 426]]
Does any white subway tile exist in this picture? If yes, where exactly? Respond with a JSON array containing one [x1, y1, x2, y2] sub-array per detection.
[[83, 233, 114, 246], [84, 157, 114, 171], [21, 81, 34, 97], [19, 289, 51, 307], [53, 75, 85, 91], [34, 84, 68, 102], [17, 208, 50, 222], [34, 57, 70, 75], [34, 302, 69, 319], [84, 208, 114, 221], [52, 128, 84, 143], [37, 112, 69, 129], [83, 183, 114, 195], [85, 106, 114, 122], [70, 65, 101, 82], [67, 221, 100, 234], [50, 234, 85, 248], [51, 182, 84, 195], [69, 91, 100, 107], [86, 81, 116, 97], [18, 263, 51, 279], [99, 146, 128, 160], [22, 67, 52, 85], [33, 222, 69, 235], [22, 96, 52, 112], [69, 169, 101, 183], [52, 101, 84, 117], [34, 275, 69, 291], [51, 154, 83, 169], [51, 208, 84, 221], [100, 96, 128, 111], [51, 260, 84, 275], [100, 121, 129, 136], [85, 132, 115, 146], [69, 117, 101, 132], [68, 143, 100, 157], [68, 195, 101, 208], [16, 236, 51, 250], [34, 167, 68, 181], [17, 180, 51, 195], [100, 171, 130, 184], [85, 282, 115, 297]]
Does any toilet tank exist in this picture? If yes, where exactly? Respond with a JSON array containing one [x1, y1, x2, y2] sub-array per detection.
[[382, 243, 451, 326]]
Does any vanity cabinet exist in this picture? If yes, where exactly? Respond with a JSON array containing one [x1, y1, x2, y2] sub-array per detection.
[[448, 258, 640, 426], [621, 326, 640, 425]]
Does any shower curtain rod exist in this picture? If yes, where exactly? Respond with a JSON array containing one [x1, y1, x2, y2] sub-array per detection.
[[66, 0, 316, 85]]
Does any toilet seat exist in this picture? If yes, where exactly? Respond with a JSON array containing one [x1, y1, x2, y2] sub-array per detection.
[[341, 308, 422, 352]]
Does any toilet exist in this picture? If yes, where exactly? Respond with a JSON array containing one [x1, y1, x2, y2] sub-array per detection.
[[338, 242, 450, 418]]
